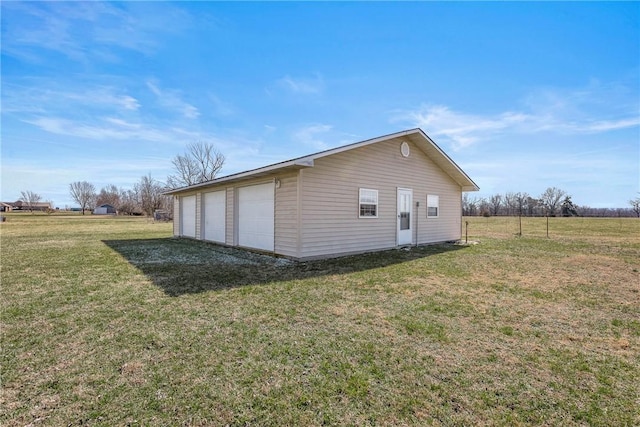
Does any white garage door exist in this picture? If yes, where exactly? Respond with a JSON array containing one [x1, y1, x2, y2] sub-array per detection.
[[203, 190, 226, 243], [238, 182, 274, 251], [181, 195, 196, 238]]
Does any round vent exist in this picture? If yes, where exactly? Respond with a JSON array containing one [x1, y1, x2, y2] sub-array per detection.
[[400, 142, 410, 157]]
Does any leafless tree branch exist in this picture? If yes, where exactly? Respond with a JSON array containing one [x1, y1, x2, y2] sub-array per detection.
[[167, 142, 225, 188]]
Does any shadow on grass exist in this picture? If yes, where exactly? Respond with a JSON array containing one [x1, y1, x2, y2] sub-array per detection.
[[102, 238, 466, 296]]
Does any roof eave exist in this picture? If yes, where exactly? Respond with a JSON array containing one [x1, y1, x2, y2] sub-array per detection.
[[164, 128, 480, 195], [163, 159, 315, 195]]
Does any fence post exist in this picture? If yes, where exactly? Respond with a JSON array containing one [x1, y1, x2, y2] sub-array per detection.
[[465, 221, 469, 244], [518, 214, 522, 237], [546, 214, 549, 238]]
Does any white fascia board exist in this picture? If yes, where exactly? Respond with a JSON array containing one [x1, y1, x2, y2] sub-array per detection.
[[164, 158, 315, 195]]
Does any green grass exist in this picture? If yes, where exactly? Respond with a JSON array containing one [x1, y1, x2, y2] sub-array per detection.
[[2, 214, 639, 426]]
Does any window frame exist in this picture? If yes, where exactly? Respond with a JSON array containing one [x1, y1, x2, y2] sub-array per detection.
[[359, 188, 379, 218], [427, 194, 439, 218]]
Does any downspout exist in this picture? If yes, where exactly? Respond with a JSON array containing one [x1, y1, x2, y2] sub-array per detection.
[[415, 200, 420, 247], [460, 191, 463, 239]]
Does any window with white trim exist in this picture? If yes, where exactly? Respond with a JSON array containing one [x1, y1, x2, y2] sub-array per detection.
[[427, 194, 439, 218], [359, 188, 378, 218]]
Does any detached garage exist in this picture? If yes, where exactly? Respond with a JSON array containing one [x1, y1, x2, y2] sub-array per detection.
[[167, 128, 479, 260]]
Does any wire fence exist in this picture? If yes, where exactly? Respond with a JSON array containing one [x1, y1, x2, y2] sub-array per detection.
[[463, 216, 640, 243]]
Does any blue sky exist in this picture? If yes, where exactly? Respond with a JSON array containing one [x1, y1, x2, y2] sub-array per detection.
[[2, 1, 638, 209]]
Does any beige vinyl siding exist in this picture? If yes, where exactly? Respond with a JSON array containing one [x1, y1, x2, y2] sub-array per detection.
[[173, 196, 180, 236], [195, 192, 202, 240], [274, 172, 299, 258], [299, 137, 462, 259], [421, 179, 462, 243], [225, 187, 234, 245]]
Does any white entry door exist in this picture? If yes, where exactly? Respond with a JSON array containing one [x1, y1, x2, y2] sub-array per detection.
[[203, 190, 226, 243], [397, 188, 413, 245], [237, 182, 275, 251]]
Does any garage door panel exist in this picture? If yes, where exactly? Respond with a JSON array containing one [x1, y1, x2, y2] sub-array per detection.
[[203, 190, 225, 243], [238, 183, 274, 251], [181, 195, 196, 238]]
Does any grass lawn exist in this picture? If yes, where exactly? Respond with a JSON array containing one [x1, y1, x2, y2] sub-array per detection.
[[1, 214, 639, 426]]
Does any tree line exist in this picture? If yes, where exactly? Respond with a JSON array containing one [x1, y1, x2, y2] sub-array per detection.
[[464, 187, 640, 218], [68, 175, 171, 216], [13, 144, 640, 218], [15, 142, 225, 217]]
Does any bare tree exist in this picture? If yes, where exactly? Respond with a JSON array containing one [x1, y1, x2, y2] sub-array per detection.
[[504, 192, 518, 216], [540, 187, 567, 217], [19, 190, 42, 213], [118, 188, 140, 216], [167, 142, 225, 189], [630, 196, 640, 218], [135, 174, 170, 217], [515, 192, 530, 216], [69, 181, 96, 215], [462, 193, 479, 216], [526, 196, 541, 217], [478, 197, 491, 217], [489, 194, 502, 216], [462, 193, 470, 215]]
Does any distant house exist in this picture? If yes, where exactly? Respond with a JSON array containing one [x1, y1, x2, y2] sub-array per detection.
[[0, 202, 13, 212], [165, 128, 479, 260], [93, 204, 117, 215], [12, 201, 52, 212]]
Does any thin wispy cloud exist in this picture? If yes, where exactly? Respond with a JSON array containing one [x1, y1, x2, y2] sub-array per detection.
[[3, 76, 205, 153], [395, 83, 639, 150], [398, 106, 530, 150], [575, 118, 640, 133], [1, 1, 190, 63], [24, 117, 170, 142], [293, 124, 333, 150], [2, 80, 140, 115], [276, 74, 325, 95], [66, 88, 141, 112], [208, 93, 235, 117], [147, 80, 200, 119]]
